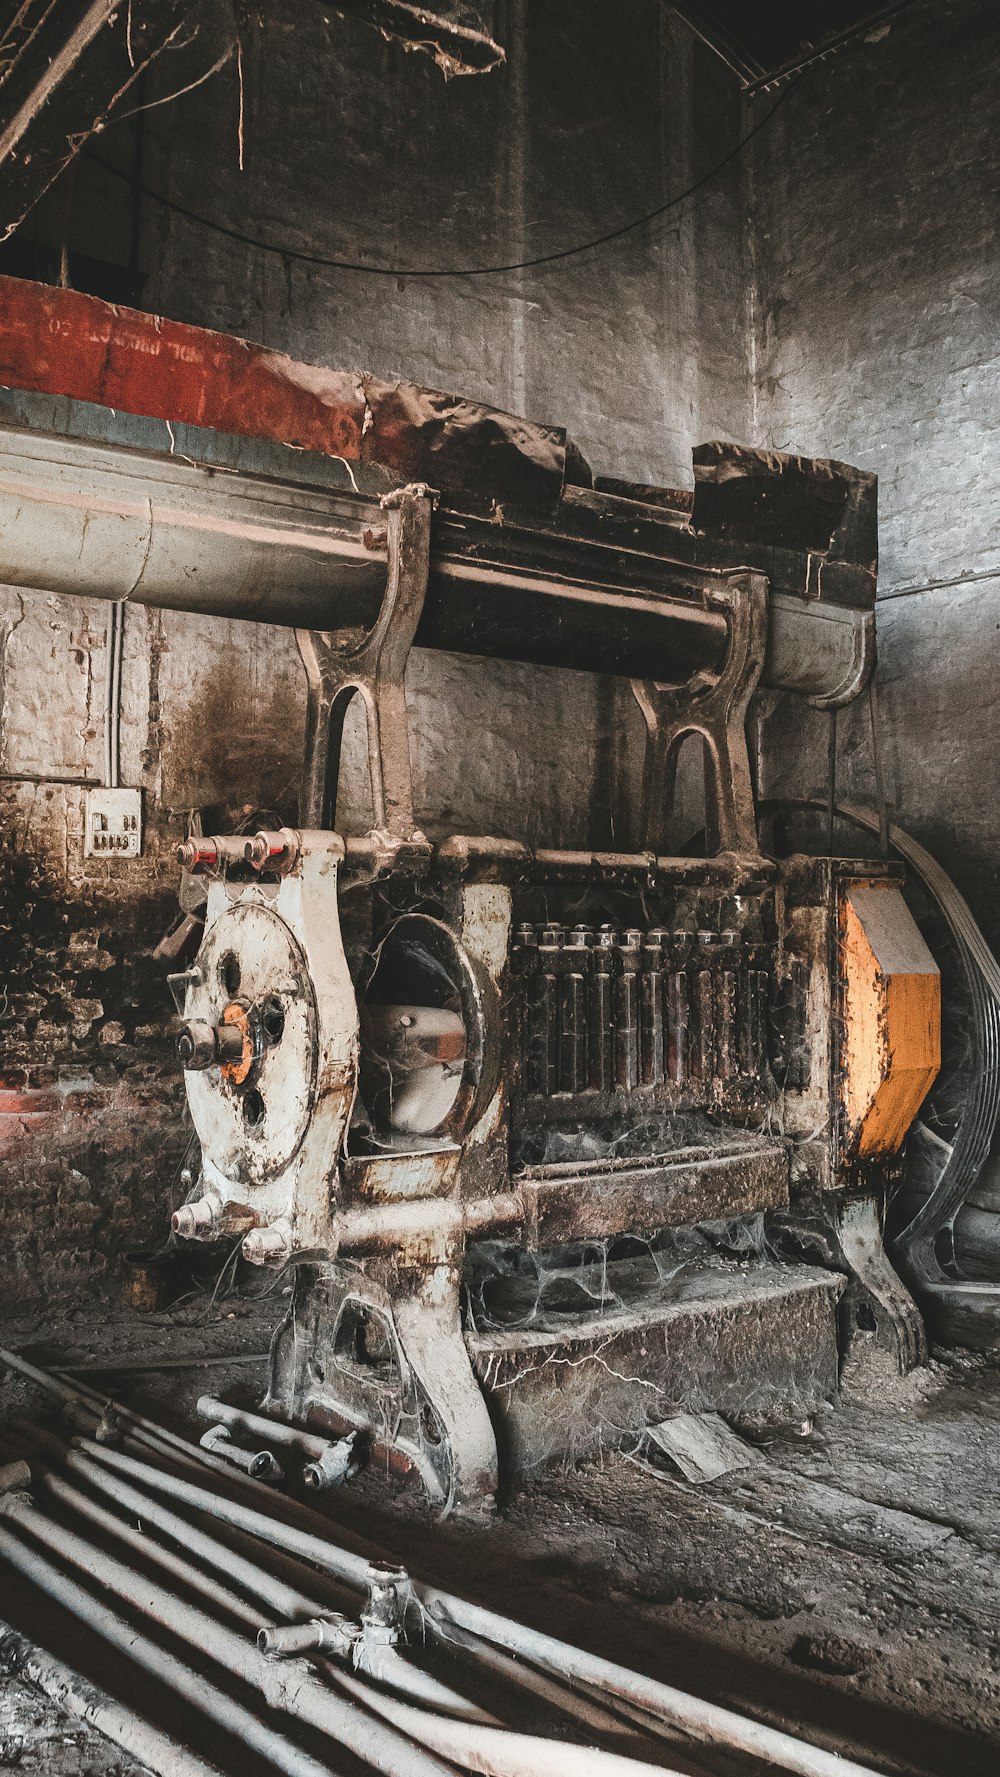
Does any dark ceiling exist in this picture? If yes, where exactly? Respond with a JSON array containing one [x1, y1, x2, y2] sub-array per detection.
[[672, 0, 915, 90]]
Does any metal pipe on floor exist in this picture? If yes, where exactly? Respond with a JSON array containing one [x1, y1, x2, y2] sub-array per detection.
[[352, 1642, 501, 1726], [0, 1617, 225, 1777], [198, 1421, 284, 1482], [52, 1439, 670, 1770], [328, 1660, 678, 1777], [418, 1591, 887, 1777], [0, 1528, 342, 1777], [74, 1437, 374, 1592], [61, 1444, 337, 1623], [36, 1469, 265, 1630], [81, 1426, 885, 1777], [196, 1394, 359, 1487], [12, 1414, 362, 1627], [0, 1488, 453, 1777], [3, 1347, 384, 1562], [3, 1352, 887, 1777], [196, 1393, 335, 1461], [438, 1619, 660, 1748]]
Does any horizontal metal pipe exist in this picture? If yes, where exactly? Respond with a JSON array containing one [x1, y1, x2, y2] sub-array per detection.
[[336, 1191, 524, 1253], [0, 1489, 453, 1777], [37, 1468, 264, 1630], [0, 425, 873, 701], [0, 1616, 225, 1777], [329, 1660, 674, 1777], [74, 1438, 374, 1592], [0, 1526, 341, 1777], [418, 1591, 886, 1777], [0, 427, 727, 681], [195, 1394, 339, 1463]]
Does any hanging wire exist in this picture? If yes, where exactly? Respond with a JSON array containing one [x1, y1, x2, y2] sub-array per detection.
[[83, 77, 798, 281]]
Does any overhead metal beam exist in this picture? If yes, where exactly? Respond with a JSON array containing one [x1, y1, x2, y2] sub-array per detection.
[[0, 0, 235, 243], [670, 0, 919, 93]]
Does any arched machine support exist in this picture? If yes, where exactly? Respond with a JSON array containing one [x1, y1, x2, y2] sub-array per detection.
[[631, 571, 769, 857], [296, 483, 435, 842]]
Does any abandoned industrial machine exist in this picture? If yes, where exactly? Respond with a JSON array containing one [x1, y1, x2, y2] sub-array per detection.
[[0, 282, 942, 1511]]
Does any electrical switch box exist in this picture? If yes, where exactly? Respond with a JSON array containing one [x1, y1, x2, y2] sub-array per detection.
[[85, 787, 143, 858]]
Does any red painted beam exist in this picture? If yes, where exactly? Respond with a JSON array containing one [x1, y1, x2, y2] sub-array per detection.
[[0, 276, 567, 510]]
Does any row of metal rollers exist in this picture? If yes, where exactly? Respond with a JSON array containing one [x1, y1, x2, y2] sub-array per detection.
[[512, 923, 772, 1099]]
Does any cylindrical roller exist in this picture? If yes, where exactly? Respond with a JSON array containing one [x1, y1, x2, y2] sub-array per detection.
[[614, 931, 642, 1093], [559, 929, 592, 1094], [536, 924, 564, 1097], [666, 931, 692, 1086], [640, 929, 666, 1087], [589, 929, 616, 1093]]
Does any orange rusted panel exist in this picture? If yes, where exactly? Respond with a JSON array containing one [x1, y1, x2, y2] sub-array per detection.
[[840, 880, 940, 1161], [0, 275, 567, 508]]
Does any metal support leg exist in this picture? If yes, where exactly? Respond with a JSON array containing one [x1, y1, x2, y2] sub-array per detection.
[[268, 1260, 499, 1512], [296, 483, 434, 838], [631, 571, 768, 855], [836, 1195, 928, 1375]]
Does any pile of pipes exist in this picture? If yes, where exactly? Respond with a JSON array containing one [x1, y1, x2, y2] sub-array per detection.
[[0, 1347, 883, 1777]]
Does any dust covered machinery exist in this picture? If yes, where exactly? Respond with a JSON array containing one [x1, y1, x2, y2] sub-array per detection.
[[166, 456, 941, 1510]]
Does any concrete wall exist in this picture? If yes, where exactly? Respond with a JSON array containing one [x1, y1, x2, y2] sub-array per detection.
[[749, 0, 1000, 933], [0, 1, 752, 1299]]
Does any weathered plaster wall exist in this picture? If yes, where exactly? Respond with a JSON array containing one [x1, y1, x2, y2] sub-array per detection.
[[749, 0, 1000, 934], [0, 1, 752, 1299]]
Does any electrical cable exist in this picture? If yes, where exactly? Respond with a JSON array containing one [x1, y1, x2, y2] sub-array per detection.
[[83, 77, 797, 280]]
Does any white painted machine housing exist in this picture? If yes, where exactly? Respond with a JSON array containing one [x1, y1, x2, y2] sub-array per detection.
[[183, 835, 359, 1255]]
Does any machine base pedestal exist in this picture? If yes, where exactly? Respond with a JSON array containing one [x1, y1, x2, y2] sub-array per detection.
[[469, 1257, 845, 1479], [268, 1253, 845, 1498]]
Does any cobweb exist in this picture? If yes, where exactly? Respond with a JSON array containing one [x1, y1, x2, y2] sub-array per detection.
[[464, 1212, 770, 1333]]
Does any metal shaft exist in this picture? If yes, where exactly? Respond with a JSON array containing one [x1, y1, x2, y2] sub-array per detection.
[[0, 1617, 225, 1777]]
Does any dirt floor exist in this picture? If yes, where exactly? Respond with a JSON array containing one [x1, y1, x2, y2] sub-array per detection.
[[2, 1292, 1000, 1777]]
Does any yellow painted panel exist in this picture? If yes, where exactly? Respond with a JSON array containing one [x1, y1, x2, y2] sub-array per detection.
[[840, 882, 941, 1162]]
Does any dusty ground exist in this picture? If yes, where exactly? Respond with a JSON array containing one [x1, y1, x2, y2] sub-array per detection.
[[2, 1293, 1000, 1776]]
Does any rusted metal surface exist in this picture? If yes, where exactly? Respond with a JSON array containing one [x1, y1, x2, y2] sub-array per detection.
[[0, 277, 567, 510], [631, 569, 769, 854], [516, 1140, 788, 1245]]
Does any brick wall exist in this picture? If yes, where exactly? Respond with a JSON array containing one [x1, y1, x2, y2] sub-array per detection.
[[749, 0, 1000, 937]]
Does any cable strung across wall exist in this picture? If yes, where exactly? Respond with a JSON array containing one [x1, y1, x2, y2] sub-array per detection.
[[83, 78, 797, 279]]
